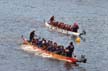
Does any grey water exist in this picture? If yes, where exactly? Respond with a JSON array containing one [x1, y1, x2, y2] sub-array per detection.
[[0, 0, 108, 71]]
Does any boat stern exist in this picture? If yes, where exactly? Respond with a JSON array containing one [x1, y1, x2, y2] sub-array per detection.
[[77, 55, 87, 63]]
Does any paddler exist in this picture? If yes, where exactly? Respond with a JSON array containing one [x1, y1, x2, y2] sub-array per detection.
[[72, 22, 79, 32], [65, 42, 74, 57], [29, 30, 36, 42]]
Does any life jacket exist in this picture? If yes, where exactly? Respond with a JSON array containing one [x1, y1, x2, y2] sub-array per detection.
[[58, 23, 62, 28], [61, 23, 65, 29], [64, 24, 67, 30]]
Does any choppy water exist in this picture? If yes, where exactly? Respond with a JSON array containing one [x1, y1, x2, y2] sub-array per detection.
[[0, 0, 108, 71]]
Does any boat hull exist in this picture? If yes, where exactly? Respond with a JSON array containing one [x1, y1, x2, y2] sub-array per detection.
[[45, 22, 80, 37], [21, 40, 78, 63]]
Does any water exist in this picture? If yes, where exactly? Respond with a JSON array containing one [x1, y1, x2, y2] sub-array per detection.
[[0, 0, 108, 71]]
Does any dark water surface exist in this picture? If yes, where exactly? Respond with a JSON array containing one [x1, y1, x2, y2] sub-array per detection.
[[0, 0, 108, 71]]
